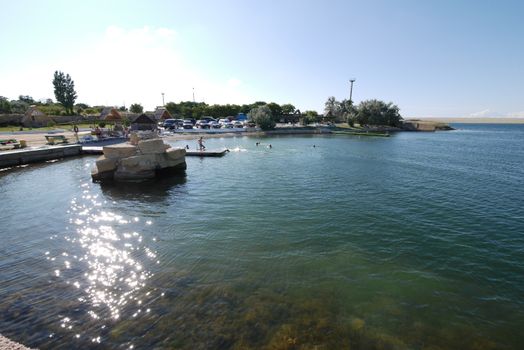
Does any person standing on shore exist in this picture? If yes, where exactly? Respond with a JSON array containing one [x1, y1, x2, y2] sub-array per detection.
[[73, 124, 79, 142]]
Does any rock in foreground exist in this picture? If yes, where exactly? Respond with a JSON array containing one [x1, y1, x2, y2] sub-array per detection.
[[91, 137, 186, 182]]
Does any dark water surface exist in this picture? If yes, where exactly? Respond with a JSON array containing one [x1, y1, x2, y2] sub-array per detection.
[[1, 124, 523, 349]]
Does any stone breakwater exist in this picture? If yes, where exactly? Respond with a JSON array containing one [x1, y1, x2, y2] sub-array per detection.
[[91, 137, 186, 182]]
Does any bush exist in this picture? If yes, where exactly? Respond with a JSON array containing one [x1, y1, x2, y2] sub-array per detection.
[[355, 100, 402, 127], [98, 122, 106, 128], [248, 105, 275, 130]]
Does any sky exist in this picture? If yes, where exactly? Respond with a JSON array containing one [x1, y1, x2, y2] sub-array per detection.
[[1, 0, 523, 118]]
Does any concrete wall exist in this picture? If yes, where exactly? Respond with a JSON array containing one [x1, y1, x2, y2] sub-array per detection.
[[0, 145, 82, 167], [0, 114, 91, 127], [0, 114, 23, 126]]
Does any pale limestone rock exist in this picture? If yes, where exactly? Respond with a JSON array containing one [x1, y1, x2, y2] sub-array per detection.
[[95, 155, 118, 173], [91, 135, 186, 181], [114, 168, 156, 181], [119, 154, 158, 170], [165, 147, 186, 160], [129, 133, 140, 145], [156, 153, 186, 169], [103, 144, 137, 159], [137, 139, 166, 154]]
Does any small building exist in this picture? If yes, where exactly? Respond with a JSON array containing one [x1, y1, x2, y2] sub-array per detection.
[[154, 107, 172, 121], [22, 106, 52, 127], [130, 113, 157, 131], [99, 107, 122, 122]]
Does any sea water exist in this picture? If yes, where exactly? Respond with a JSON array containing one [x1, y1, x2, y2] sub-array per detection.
[[0, 124, 523, 349]]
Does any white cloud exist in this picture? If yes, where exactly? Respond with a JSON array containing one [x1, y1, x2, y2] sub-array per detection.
[[2, 26, 252, 110]]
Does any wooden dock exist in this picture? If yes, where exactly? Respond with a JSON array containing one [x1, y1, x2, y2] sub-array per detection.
[[82, 147, 229, 157], [186, 148, 229, 157]]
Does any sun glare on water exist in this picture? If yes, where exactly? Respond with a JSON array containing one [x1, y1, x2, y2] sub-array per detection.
[[49, 182, 160, 346]]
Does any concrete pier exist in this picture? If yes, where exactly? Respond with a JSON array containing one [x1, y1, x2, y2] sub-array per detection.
[[0, 145, 82, 168]]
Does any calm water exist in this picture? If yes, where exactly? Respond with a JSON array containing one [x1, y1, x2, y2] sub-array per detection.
[[1, 124, 523, 349]]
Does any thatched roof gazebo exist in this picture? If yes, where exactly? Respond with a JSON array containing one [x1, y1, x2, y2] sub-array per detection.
[[99, 107, 122, 122], [130, 113, 157, 131], [154, 107, 172, 121]]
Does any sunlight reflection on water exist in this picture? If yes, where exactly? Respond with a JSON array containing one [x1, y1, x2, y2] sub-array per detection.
[[53, 182, 158, 345]]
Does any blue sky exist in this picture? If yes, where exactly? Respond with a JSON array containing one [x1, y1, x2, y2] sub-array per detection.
[[1, 0, 523, 118]]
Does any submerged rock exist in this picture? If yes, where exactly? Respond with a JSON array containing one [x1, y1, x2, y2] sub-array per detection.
[[91, 134, 186, 182]]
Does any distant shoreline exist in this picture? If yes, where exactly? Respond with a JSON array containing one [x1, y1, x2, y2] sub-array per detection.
[[415, 117, 524, 124]]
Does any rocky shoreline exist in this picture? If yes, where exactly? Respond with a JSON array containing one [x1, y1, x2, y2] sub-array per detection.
[[0, 334, 33, 350]]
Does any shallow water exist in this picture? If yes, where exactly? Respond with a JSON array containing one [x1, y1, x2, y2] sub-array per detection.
[[1, 124, 523, 349]]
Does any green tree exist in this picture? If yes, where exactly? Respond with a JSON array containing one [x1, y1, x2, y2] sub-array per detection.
[[53, 71, 77, 115], [355, 99, 402, 127], [75, 103, 90, 110], [18, 95, 35, 104], [266, 102, 283, 121], [303, 110, 319, 125], [0, 96, 11, 113], [281, 103, 296, 114], [324, 96, 341, 121], [9, 100, 29, 114], [248, 105, 275, 130], [340, 99, 357, 127], [129, 103, 144, 114]]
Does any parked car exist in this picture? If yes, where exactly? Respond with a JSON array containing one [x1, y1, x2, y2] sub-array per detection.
[[165, 119, 184, 130], [163, 119, 178, 129], [196, 120, 211, 129], [209, 120, 221, 128], [182, 120, 194, 129], [233, 121, 244, 128], [219, 119, 233, 128]]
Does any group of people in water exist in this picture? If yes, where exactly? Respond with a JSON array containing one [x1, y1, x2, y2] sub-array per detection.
[[255, 142, 272, 148]]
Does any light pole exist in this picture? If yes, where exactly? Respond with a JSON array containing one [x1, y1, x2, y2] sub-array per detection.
[[161, 92, 165, 106], [192, 88, 195, 103], [349, 79, 356, 104]]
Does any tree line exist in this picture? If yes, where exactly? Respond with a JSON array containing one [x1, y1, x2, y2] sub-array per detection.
[[1, 70, 404, 129], [324, 97, 403, 127], [0, 95, 105, 116], [161, 101, 300, 120]]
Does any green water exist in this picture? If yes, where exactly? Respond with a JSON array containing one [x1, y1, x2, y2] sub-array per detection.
[[0, 124, 523, 349]]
